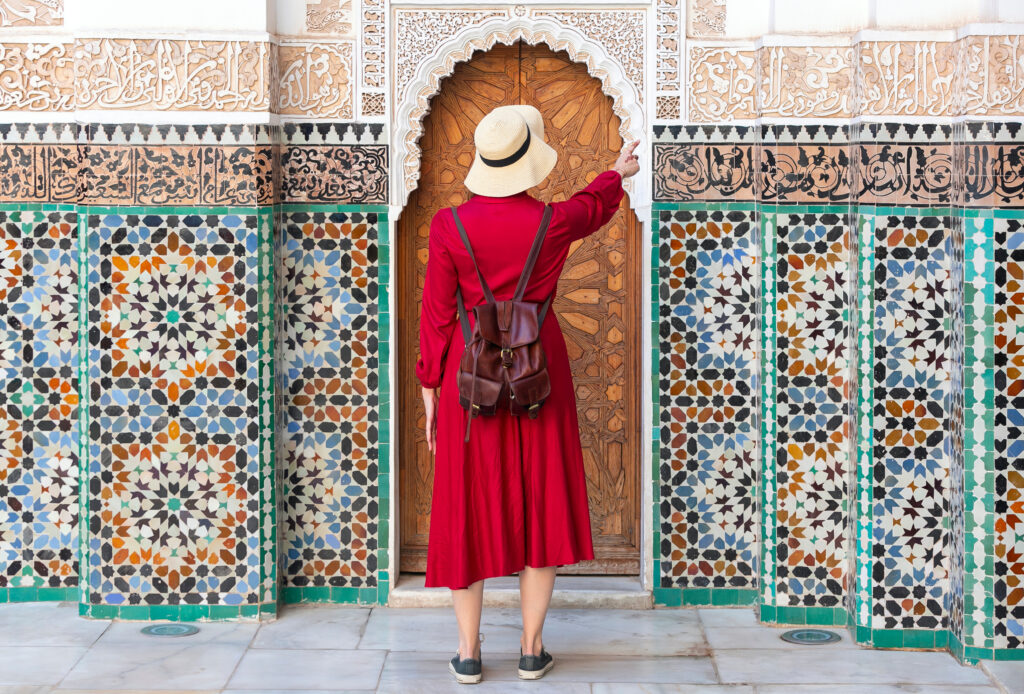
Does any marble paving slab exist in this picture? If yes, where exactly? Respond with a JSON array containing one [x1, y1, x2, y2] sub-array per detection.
[[59, 642, 249, 690], [982, 661, 1024, 694], [250, 605, 371, 650], [0, 648, 88, 686], [226, 649, 386, 690], [715, 649, 994, 685], [0, 604, 109, 647]]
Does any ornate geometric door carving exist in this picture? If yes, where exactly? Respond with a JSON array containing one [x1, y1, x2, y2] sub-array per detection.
[[397, 41, 642, 574]]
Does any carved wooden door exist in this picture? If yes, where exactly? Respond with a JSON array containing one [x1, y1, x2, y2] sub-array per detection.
[[397, 41, 641, 574]]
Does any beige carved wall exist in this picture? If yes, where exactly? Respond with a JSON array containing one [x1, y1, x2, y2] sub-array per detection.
[[0, 37, 359, 118], [0, 0, 61, 27], [686, 35, 1024, 121]]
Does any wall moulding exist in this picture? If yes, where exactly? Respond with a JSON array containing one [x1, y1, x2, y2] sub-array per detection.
[[390, 9, 649, 218]]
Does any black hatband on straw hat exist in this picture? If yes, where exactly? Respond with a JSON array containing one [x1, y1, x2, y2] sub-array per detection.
[[479, 127, 531, 168]]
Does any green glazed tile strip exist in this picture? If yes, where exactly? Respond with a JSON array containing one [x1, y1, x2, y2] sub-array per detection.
[[78, 602, 276, 621], [76, 209, 90, 606], [758, 604, 849, 627], [852, 212, 874, 631], [961, 214, 995, 651], [759, 210, 778, 608], [376, 214, 391, 605], [650, 212, 664, 593]]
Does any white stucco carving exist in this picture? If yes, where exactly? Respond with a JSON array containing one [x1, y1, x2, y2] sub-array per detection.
[[391, 12, 649, 220]]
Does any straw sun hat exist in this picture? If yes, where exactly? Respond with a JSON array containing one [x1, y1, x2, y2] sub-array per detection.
[[463, 105, 558, 197]]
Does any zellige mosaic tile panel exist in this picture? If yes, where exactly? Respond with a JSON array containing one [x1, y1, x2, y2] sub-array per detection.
[[995, 215, 1024, 650], [870, 210, 952, 631], [0, 206, 79, 598], [763, 209, 852, 612], [280, 208, 381, 597], [657, 207, 758, 593], [83, 209, 275, 611]]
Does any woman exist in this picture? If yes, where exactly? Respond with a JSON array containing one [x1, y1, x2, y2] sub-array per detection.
[[415, 104, 640, 684]]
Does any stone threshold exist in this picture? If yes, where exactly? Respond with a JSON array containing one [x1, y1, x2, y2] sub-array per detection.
[[389, 574, 654, 609]]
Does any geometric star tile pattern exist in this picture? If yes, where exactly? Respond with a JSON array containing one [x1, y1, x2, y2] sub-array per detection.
[[869, 212, 952, 630], [84, 211, 272, 607], [995, 216, 1024, 650], [657, 208, 758, 591], [763, 210, 851, 610], [281, 210, 380, 590], [0, 207, 79, 592]]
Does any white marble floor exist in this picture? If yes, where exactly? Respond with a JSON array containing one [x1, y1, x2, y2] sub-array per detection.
[[0, 601, 1018, 693]]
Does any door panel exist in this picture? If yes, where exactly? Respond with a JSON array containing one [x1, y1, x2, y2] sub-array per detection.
[[398, 41, 641, 574]]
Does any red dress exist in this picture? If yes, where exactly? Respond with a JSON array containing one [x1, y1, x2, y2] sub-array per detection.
[[415, 169, 625, 589]]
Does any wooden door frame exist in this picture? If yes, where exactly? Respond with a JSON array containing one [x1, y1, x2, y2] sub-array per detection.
[[385, 38, 656, 595]]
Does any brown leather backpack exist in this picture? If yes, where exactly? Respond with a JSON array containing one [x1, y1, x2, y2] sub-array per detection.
[[451, 204, 554, 442]]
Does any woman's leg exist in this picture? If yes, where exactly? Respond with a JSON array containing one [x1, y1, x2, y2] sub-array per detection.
[[519, 565, 556, 655], [452, 579, 484, 659]]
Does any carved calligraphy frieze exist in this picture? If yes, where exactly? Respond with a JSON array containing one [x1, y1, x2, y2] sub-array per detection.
[[305, 0, 352, 35], [653, 123, 1024, 208], [74, 39, 272, 112], [278, 42, 354, 120], [0, 0, 62, 27]]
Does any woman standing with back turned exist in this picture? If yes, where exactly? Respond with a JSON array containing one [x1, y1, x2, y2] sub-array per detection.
[[415, 103, 641, 684]]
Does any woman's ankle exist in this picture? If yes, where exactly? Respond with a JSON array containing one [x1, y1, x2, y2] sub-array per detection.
[[520, 635, 543, 655], [459, 638, 482, 660]]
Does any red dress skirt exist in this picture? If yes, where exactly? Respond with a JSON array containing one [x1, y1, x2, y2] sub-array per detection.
[[415, 169, 625, 589]]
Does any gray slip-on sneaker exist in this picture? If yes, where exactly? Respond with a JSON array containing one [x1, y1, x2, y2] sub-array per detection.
[[518, 647, 554, 680], [449, 651, 483, 684]]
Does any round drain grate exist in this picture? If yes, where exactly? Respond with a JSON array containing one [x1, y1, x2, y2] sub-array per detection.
[[141, 623, 199, 637], [780, 628, 841, 645]]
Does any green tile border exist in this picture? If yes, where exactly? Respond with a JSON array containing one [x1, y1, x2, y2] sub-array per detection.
[[851, 625, 950, 650], [758, 605, 849, 627], [961, 214, 996, 652], [759, 208, 779, 608], [653, 587, 758, 607], [851, 212, 875, 629], [79, 602, 278, 620], [0, 586, 79, 603], [279, 203, 390, 213], [282, 586, 382, 606], [375, 210, 391, 606], [76, 208, 90, 607], [650, 211, 663, 598]]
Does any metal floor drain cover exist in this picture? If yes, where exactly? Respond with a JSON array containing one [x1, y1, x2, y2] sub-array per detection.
[[141, 624, 199, 637], [780, 628, 841, 645]]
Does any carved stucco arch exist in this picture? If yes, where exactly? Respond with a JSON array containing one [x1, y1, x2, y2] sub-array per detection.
[[391, 16, 649, 220]]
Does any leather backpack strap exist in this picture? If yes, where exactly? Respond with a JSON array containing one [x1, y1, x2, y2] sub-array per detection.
[[538, 294, 553, 325], [455, 286, 471, 344], [451, 207, 495, 305], [513, 204, 553, 302]]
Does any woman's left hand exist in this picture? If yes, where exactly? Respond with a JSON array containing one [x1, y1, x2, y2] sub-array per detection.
[[422, 386, 439, 453]]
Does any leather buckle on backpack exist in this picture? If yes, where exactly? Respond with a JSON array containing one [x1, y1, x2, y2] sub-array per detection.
[[501, 347, 513, 367], [528, 402, 541, 418]]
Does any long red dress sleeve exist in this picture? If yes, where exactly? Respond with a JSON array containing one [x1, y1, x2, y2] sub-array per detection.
[[414, 211, 459, 389], [551, 169, 625, 243]]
